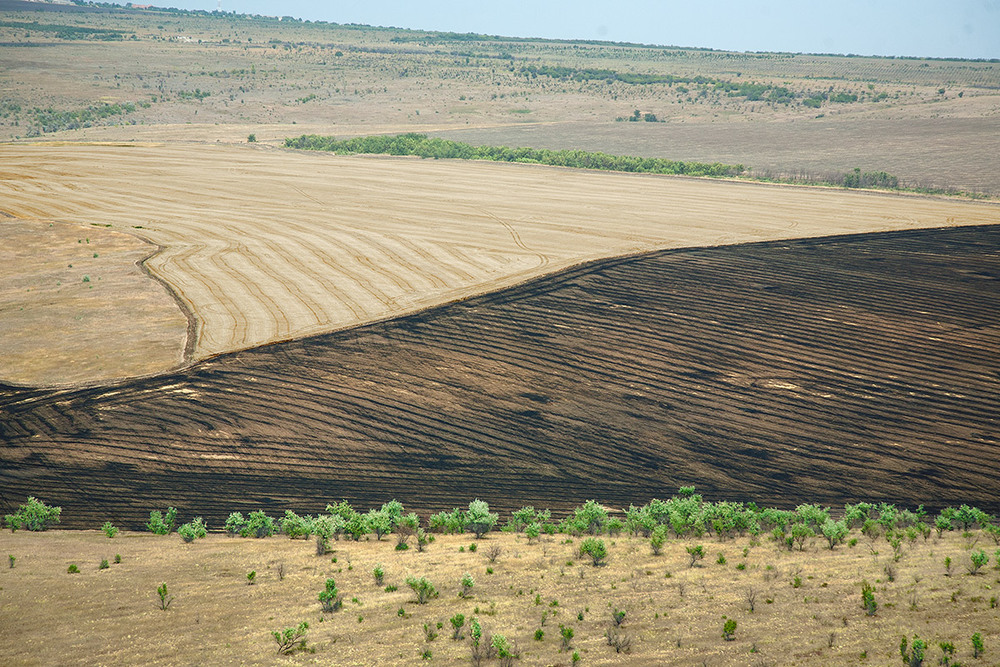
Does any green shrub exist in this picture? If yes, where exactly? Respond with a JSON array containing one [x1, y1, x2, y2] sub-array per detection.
[[900, 634, 926, 667], [466, 500, 499, 539], [319, 578, 341, 612], [650, 525, 667, 555], [460, 572, 475, 598], [241, 510, 276, 538], [861, 581, 877, 616], [722, 618, 737, 641], [559, 624, 574, 650], [534, 628, 544, 641], [101, 521, 119, 538], [5, 497, 61, 532], [247, 133, 256, 143], [450, 613, 465, 639], [968, 549, 989, 575], [272, 621, 308, 655], [178, 517, 207, 543], [526, 522, 541, 543], [157, 582, 172, 610], [67, 564, 79, 574], [972, 632, 985, 658], [8, 555, 14, 569], [406, 576, 438, 604], [281, 510, 312, 539], [99, 559, 109, 570], [114, 554, 121, 564], [246, 570, 256, 585], [580, 537, 607, 566], [372, 563, 385, 586], [146, 507, 177, 535], [687, 545, 705, 567], [224, 512, 245, 537]]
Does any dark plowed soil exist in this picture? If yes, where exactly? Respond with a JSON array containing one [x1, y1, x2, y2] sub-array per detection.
[[2, 225, 999, 528]]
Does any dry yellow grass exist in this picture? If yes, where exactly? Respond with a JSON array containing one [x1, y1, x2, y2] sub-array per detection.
[[3, 142, 999, 387], [0, 528, 997, 665]]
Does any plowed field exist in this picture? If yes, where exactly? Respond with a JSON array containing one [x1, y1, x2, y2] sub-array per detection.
[[2, 225, 998, 528], [4, 143, 1000, 387]]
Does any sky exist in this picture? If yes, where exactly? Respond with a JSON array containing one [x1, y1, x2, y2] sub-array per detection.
[[115, 1, 1000, 60]]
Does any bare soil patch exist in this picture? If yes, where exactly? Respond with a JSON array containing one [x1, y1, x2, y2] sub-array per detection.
[[0, 218, 187, 386]]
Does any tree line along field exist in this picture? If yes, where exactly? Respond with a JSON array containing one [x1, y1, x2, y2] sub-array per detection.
[[0, 2, 998, 192], [1, 494, 998, 665]]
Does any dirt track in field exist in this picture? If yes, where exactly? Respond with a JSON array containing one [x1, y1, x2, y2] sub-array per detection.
[[3, 143, 1000, 387], [2, 225, 998, 528]]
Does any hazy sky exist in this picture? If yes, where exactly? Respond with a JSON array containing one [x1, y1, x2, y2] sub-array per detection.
[[120, 1, 999, 59]]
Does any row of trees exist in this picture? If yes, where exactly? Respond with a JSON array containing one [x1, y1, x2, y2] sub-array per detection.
[[7, 491, 998, 548], [284, 133, 746, 178]]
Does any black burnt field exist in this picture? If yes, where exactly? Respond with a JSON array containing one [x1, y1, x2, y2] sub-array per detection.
[[2, 225, 998, 528]]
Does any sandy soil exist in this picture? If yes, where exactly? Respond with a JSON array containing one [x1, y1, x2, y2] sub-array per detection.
[[3, 142, 999, 387], [0, 527, 996, 666], [0, 217, 188, 386]]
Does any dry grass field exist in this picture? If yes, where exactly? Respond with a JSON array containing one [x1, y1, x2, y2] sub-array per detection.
[[1, 525, 998, 666], [3, 143, 999, 387]]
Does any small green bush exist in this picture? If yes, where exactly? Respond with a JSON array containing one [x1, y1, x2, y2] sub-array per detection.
[[101, 522, 119, 538], [406, 576, 438, 604], [450, 613, 465, 639], [67, 564, 79, 574], [146, 507, 177, 535], [319, 578, 341, 612], [580, 537, 607, 566], [861, 581, 877, 616], [972, 632, 985, 658], [246, 570, 256, 585], [241, 510, 277, 538], [157, 582, 172, 610], [534, 628, 544, 641], [722, 618, 737, 640], [372, 562, 385, 586], [178, 517, 207, 543], [99, 559, 109, 570], [460, 572, 475, 598], [272, 621, 308, 655], [5, 497, 61, 532], [687, 545, 705, 567]]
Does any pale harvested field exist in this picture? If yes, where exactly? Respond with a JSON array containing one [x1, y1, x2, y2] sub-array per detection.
[[3, 142, 1000, 387], [0, 528, 997, 666]]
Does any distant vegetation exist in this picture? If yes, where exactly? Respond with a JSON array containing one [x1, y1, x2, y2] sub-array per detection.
[[0, 19, 128, 41], [284, 133, 745, 177]]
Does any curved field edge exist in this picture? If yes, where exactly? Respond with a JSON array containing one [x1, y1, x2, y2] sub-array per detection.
[[1, 224, 999, 528], [0, 218, 189, 387], [4, 143, 1000, 388]]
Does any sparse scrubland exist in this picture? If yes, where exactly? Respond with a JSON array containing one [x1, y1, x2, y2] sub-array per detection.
[[2, 4, 999, 665], [2, 493, 999, 665]]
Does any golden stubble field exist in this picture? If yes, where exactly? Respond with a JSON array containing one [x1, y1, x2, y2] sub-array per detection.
[[0, 527, 997, 666], [3, 142, 1000, 387]]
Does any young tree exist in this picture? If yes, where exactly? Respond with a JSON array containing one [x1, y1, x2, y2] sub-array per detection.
[[580, 537, 607, 566], [466, 500, 499, 539], [272, 622, 309, 655], [146, 507, 177, 535], [319, 578, 341, 612], [406, 576, 439, 604], [4, 497, 61, 532]]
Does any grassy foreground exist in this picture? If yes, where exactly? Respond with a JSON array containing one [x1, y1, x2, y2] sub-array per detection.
[[2, 497, 998, 665]]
